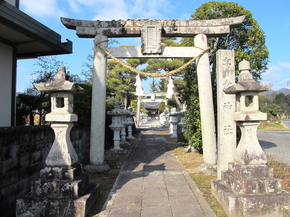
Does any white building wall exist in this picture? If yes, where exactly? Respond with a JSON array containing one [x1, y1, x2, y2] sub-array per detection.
[[0, 42, 13, 126]]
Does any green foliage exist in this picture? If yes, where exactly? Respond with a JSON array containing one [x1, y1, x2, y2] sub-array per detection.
[[182, 64, 203, 153], [158, 78, 167, 92], [74, 83, 92, 126], [269, 103, 283, 116], [16, 91, 49, 125], [149, 78, 159, 93], [106, 46, 147, 108], [130, 100, 147, 113], [182, 1, 269, 80]]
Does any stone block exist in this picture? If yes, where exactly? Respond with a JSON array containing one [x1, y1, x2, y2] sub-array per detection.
[[0, 194, 16, 216], [212, 180, 290, 217], [2, 157, 19, 175], [2, 170, 18, 188], [2, 183, 17, 200], [16, 183, 99, 217], [222, 171, 282, 195], [3, 144, 20, 160], [228, 162, 273, 179], [31, 173, 89, 198], [39, 164, 82, 181], [31, 151, 42, 164], [27, 163, 42, 176], [17, 178, 30, 194], [19, 154, 30, 168]]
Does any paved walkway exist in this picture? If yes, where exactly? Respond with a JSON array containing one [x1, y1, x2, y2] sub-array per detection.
[[99, 128, 216, 217]]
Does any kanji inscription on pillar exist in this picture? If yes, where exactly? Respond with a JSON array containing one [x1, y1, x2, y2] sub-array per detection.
[[217, 50, 236, 179]]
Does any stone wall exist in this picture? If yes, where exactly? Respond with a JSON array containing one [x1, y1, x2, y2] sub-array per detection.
[[0, 125, 90, 217]]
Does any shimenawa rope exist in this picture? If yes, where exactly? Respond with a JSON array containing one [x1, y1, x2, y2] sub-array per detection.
[[94, 40, 210, 78]]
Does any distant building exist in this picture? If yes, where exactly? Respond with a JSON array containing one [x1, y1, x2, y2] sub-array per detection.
[[144, 102, 160, 118], [0, 0, 72, 126]]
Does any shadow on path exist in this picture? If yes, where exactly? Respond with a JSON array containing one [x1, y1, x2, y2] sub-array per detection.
[[99, 127, 215, 217]]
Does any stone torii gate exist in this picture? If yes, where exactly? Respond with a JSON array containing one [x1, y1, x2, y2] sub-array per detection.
[[134, 92, 167, 127], [61, 16, 245, 171]]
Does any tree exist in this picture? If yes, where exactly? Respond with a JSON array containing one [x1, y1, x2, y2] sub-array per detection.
[[269, 103, 283, 116], [275, 93, 286, 106], [16, 56, 82, 126], [145, 38, 185, 110], [158, 78, 167, 92], [106, 50, 147, 109], [182, 1, 269, 81], [181, 1, 269, 151], [149, 78, 159, 93]]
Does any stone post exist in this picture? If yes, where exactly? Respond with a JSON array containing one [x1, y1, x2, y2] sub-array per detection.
[[86, 35, 110, 172], [177, 104, 187, 144], [169, 108, 178, 139], [120, 103, 130, 146], [127, 111, 135, 140], [216, 50, 236, 179], [107, 101, 124, 152], [16, 66, 99, 217], [194, 34, 217, 166], [136, 96, 141, 127]]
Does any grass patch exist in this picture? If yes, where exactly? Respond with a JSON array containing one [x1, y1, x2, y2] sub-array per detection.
[[163, 134, 228, 217], [267, 154, 290, 192], [258, 120, 290, 131]]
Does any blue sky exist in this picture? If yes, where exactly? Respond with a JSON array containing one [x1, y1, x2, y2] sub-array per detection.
[[17, 0, 290, 93]]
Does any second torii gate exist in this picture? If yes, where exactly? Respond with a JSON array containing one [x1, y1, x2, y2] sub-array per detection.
[[61, 16, 245, 172], [133, 92, 168, 127]]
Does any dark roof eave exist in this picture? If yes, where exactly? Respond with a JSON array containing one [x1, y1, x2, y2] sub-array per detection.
[[0, 1, 73, 57]]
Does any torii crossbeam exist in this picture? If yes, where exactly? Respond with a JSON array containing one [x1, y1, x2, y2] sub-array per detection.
[[61, 16, 245, 171]]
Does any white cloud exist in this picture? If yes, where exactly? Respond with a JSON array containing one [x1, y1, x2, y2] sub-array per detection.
[[20, 0, 66, 19], [262, 62, 290, 89], [279, 62, 290, 70], [68, 0, 81, 13], [262, 65, 282, 82], [179, 13, 191, 20], [129, 0, 171, 19]]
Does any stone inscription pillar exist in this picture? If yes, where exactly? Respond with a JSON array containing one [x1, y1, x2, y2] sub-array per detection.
[[136, 96, 141, 127], [194, 34, 217, 166], [216, 50, 236, 179], [85, 35, 110, 172]]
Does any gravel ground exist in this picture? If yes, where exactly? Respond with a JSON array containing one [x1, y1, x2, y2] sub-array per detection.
[[258, 119, 290, 165]]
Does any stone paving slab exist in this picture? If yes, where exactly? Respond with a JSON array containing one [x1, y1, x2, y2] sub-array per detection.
[[99, 129, 216, 217]]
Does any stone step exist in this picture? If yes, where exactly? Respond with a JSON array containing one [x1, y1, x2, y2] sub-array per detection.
[[222, 171, 282, 195], [228, 162, 273, 179], [30, 173, 89, 198]]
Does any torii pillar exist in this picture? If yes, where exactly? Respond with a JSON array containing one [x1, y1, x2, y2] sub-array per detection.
[[61, 16, 245, 168]]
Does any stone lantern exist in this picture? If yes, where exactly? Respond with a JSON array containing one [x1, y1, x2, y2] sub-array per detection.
[[34, 66, 83, 168], [126, 111, 135, 140], [169, 107, 179, 139], [16, 66, 99, 217], [178, 104, 187, 133], [224, 60, 272, 165], [120, 103, 130, 146], [107, 101, 124, 152], [212, 60, 290, 217]]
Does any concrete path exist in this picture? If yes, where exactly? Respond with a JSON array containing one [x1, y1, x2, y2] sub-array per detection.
[[99, 129, 216, 217]]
